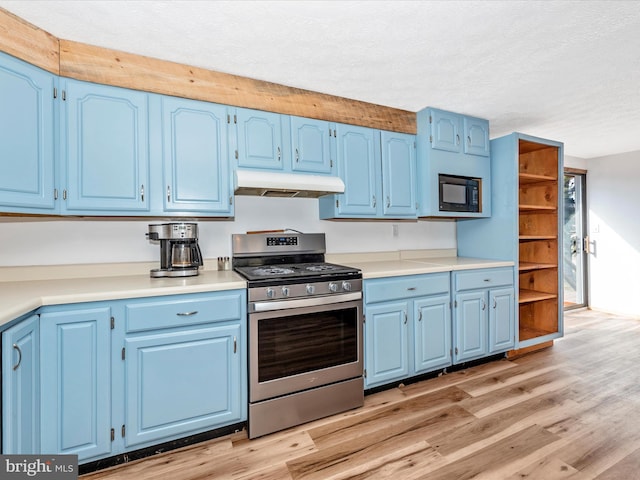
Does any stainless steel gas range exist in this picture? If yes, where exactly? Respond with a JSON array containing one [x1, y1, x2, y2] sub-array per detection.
[[232, 232, 364, 439]]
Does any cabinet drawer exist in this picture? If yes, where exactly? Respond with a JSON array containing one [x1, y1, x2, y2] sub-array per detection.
[[125, 291, 244, 333], [365, 273, 449, 304], [454, 268, 513, 291]]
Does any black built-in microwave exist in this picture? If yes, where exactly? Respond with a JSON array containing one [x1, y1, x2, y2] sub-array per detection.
[[438, 174, 480, 213]]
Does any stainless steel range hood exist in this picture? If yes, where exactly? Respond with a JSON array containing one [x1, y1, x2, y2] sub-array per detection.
[[234, 170, 345, 198]]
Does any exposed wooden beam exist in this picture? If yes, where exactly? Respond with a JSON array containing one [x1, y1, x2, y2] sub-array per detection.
[[59, 39, 416, 134], [0, 7, 59, 74]]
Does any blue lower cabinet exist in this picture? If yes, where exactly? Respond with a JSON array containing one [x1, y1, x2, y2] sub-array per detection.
[[364, 302, 410, 388], [364, 273, 451, 389], [2, 314, 40, 454], [453, 291, 488, 363], [489, 287, 516, 353], [124, 323, 243, 448], [453, 268, 516, 363], [29, 289, 246, 464], [39, 305, 112, 462], [413, 295, 451, 373]]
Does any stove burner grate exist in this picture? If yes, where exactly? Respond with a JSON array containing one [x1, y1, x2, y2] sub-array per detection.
[[252, 266, 297, 276], [305, 264, 339, 272]]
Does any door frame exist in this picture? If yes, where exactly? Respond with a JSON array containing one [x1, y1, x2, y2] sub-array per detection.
[[563, 167, 589, 310]]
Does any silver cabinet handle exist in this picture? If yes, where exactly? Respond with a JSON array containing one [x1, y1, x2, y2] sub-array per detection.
[[372, 195, 377, 208], [418, 310, 423, 322], [295, 148, 299, 162], [404, 312, 408, 324], [176, 311, 198, 317], [277, 146, 281, 161], [456, 134, 460, 145], [481, 299, 486, 311], [167, 185, 171, 203], [140, 184, 145, 202], [386, 196, 390, 208], [467, 136, 471, 146], [407, 287, 416, 291], [12, 344, 22, 371], [493, 298, 497, 309]]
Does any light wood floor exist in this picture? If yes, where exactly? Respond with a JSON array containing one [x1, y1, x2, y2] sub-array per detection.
[[82, 309, 640, 479]]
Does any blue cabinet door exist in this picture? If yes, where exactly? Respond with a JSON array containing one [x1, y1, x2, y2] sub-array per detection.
[[62, 79, 149, 213], [489, 287, 515, 353], [235, 108, 284, 170], [124, 324, 242, 448], [40, 306, 111, 461], [364, 301, 409, 388], [381, 131, 417, 217], [290, 116, 333, 174], [463, 116, 490, 157], [161, 96, 232, 214], [335, 124, 379, 216], [0, 52, 56, 213], [414, 295, 452, 374], [2, 314, 40, 454], [430, 109, 462, 153], [454, 291, 487, 363]]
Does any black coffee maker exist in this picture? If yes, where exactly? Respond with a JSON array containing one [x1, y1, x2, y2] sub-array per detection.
[[147, 223, 203, 277]]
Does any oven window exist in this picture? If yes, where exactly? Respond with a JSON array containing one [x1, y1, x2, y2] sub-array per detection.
[[257, 307, 358, 382]]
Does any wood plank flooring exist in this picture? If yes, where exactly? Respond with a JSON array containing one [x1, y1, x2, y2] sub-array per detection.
[[82, 309, 640, 479]]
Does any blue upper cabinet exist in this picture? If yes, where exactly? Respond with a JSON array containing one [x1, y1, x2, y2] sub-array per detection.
[[463, 116, 490, 157], [381, 131, 417, 217], [234, 108, 284, 170], [61, 79, 150, 214], [290, 116, 333, 174], [333, 124, 379, 217], [160, 96, 233, 215], [0, 52, 57, 213], [430, 109, 462, 153], [416, 107, 491, 218], [319, 126, 417, 219]]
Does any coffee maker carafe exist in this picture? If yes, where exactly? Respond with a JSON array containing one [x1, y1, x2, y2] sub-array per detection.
[[147, 223, 203, 277]]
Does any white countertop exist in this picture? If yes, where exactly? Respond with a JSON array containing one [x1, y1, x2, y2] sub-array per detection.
[[0, 251, 513, 327], [0, 269, 246, 327], [344, 257, 514, 279]]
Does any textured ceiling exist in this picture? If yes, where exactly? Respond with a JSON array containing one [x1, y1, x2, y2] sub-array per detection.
[[1, 0, 639, 159]]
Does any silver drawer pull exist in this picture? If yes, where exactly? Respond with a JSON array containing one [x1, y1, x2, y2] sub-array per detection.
[[177, 311, 198, 316], [407, 287, 417, 291]]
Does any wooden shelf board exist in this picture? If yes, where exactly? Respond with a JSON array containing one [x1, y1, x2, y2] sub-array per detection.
[[519, 173, 557, 184], [519, 289, 557, 303], [519, 235, 557, 241], [518, 326, 558, 341], [519, 262, 557, 272], [519, 204, 557, 212]]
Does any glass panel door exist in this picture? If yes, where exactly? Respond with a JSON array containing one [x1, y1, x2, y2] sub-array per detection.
[[563, 171, 588, 309]]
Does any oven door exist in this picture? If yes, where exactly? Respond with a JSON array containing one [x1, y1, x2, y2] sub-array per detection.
[[249, 295, 363, 403]]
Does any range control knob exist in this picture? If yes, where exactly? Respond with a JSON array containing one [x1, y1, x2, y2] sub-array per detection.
[[306, 284, 315, 295], [281, 286, 290, 297], [266, 288, 275, 299], [342, 281, 352, 292], [328, 282, 338, 293]]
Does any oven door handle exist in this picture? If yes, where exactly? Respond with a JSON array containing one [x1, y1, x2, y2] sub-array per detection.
[[252, 292, 362, 312]]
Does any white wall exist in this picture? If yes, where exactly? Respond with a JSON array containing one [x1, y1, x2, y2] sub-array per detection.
[[586, 150, 640, 316], [0, 196, 456, 267], [564, 155, 588, 170]]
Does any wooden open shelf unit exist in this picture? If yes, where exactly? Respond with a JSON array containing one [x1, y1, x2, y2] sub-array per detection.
[[517, 139, 561, 345]]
